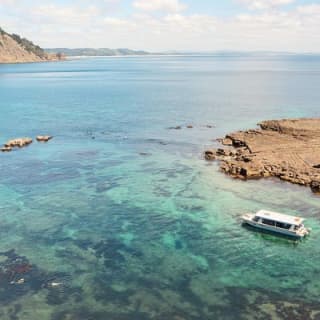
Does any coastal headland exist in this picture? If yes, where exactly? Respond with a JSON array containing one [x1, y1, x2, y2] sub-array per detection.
[[0, 27, 64, 63], [205, 118, 320, 194]]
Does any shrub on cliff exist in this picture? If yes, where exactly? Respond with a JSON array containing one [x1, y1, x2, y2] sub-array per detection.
[[10, 32, 46, 58]]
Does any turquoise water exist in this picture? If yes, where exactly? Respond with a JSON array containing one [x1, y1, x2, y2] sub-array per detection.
[[1, 55, 320, 319]]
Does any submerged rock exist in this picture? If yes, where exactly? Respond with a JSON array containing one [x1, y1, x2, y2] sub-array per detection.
[[310, 180, 320, 193], [205, 118, 320, 194]]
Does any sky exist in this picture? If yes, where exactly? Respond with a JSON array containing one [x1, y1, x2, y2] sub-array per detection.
[[0, 0, 319, 52]]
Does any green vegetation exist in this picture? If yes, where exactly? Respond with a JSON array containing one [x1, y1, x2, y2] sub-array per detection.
[[0, 27, 6, 35], [0, 27, 6, 47], [0, 26, 47, 58], [10, 33, 46, 58]]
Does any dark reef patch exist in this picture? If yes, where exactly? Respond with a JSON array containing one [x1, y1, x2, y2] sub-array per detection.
[[51, 308, 151, 320], [2, 160, 81, 186], [0, 249, 75, 308], [93, 278, 134, 305], [217, 286, 320, 320], [92, 238, 143, 271], [174, 239, 183, 250], [46, 282, 83, 305], [95, 181, 119, 193], [0, 249, 45, 304]]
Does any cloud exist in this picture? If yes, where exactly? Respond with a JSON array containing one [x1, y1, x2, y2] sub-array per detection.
[[296, 4, 320, 15], [103, 17, 133, 27], [30, 4, 100, 24], [133, 0, 186, 13], [0, 1, 319, 52], [0, 0, 17, 5], [163, 14, 216, 33], [239, 0, 294, 10]]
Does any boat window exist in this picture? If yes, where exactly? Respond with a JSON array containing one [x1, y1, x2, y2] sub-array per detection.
[[262, 219, 275, 226], [253, 216, 260, 222], [275, 222, 291, 229]]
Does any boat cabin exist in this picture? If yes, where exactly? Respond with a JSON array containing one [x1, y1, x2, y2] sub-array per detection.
[[253, 210, 304, 230], [242, 210, 310, 238]]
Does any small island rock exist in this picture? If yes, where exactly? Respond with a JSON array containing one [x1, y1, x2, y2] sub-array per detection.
[[205, 118, 320, 194], [5, 137, 33, 148], [36, 135, 53, 142]]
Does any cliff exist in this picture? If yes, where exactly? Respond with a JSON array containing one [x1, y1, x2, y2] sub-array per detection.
[[0, 27, 64, 63]]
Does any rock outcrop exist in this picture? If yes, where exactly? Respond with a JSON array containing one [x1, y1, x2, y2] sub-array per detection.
[[36, 135, 53, 142], [205, 119, 320, 194], [1, 135, 53, 152], [1, 138, 32, 152], [5, 138, 33, 148]]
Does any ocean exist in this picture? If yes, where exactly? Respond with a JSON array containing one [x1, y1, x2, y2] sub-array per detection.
[[0, 54, 320, 319]]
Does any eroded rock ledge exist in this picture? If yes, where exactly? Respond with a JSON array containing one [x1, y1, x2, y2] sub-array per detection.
[[205, 119, 320, 194]]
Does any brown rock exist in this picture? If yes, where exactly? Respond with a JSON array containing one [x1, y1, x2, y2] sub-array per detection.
[[204, 118, 320, 194], [311, 181, 320, 193], [216, 148, 226, 156], [221, 138, 233, 146], [239, 166, 263, 179], [1, 146, 12, 152], [5, 137, 32, 148], [204, 149, 216, 160], [36, 135, 53, 142]]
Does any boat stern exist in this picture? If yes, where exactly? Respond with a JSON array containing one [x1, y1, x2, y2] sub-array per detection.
[[297, 227, 311, 238]]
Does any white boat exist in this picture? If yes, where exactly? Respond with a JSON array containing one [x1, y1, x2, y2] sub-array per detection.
[[242, 210, 311, 238]]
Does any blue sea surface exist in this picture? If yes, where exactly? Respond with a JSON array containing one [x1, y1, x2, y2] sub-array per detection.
[[0, 55, 320, 319]]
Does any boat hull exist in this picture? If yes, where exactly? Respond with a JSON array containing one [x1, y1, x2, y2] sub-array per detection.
[[243, 220, 304, 239], [242, 214, 309, 239]]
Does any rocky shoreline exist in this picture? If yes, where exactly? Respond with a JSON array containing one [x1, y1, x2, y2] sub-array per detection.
[[205, 119, 320, 194]]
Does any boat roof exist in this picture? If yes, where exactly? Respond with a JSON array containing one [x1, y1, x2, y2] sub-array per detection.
[[255, 210, 304, 226]]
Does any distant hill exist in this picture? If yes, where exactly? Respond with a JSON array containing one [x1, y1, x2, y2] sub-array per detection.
[[45, 48, 150, 57], [0, 27, 64, 63]]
